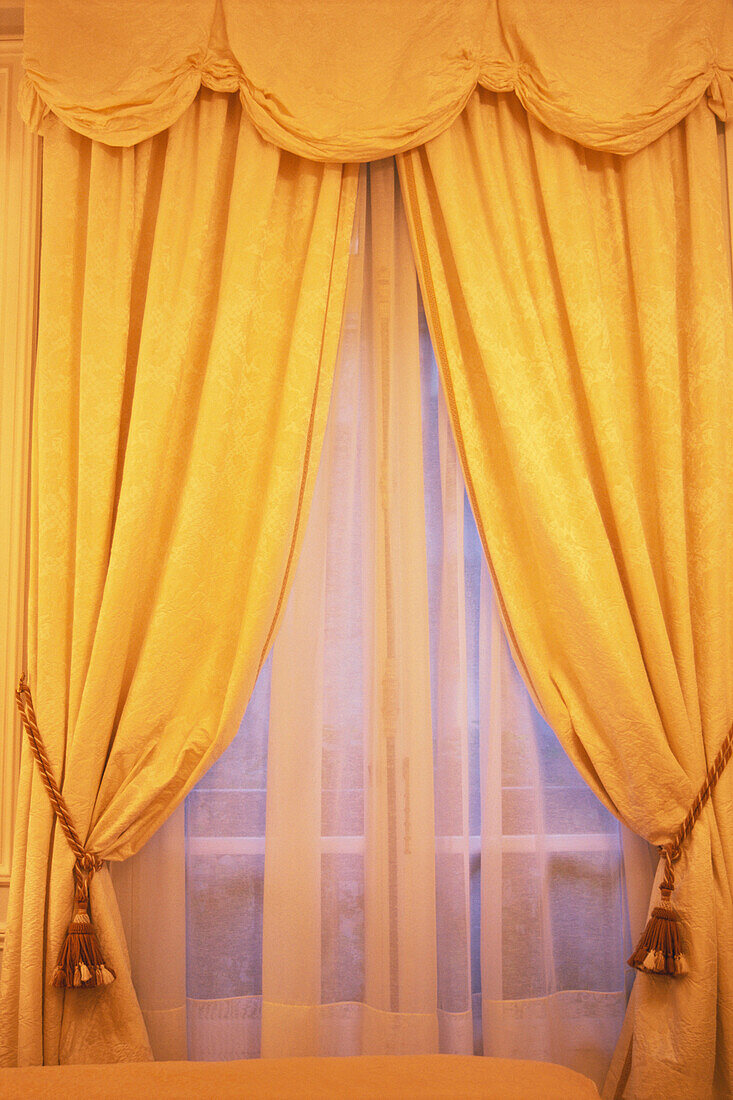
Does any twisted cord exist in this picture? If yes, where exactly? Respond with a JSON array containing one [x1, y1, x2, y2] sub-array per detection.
[[15, 675, 102, 879], [660, 721, 733, 897]]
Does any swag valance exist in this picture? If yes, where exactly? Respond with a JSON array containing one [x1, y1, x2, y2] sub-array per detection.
[[20, 0, 733, 158]]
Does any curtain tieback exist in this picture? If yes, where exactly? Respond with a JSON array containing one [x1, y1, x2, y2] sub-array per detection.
[[15, 675, 115, 989], [628, 721, 733, 977]]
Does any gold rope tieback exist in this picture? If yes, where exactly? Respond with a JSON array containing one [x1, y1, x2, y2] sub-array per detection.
[[15, 675, 115, 989], [628, 720, 733, 977]]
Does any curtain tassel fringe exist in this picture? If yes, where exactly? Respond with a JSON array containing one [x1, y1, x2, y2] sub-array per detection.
[[627, 721, 733, 977], [627, 887, 688, 976], [52, 857, 115, 988], [53, 901, 116, 988]]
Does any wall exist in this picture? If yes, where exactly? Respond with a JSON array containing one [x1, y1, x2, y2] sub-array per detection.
[[0, 35, 40, 974]]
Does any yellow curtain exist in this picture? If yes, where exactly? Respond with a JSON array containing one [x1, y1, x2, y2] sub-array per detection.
[[0, 89, 357, 1066], [399, 92, 733, 1099]]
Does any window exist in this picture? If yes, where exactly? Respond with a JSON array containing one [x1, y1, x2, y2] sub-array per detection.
[[183, 285, 632, 1083]]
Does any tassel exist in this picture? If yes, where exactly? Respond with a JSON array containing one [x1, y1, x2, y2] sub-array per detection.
[[52, 859, 116, 989], [628, 841, 688, 978], [627, 902, 688, 976], [53, 903, 116, 988]]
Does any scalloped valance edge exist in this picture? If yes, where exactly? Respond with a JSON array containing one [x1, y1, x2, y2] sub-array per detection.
[[18, 61, 733, 161]]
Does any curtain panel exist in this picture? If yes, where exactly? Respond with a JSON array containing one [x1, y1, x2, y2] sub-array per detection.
[[20, 1, 733, 158], [398, 94, 733, 1098], [0, 90, 358, 1066]]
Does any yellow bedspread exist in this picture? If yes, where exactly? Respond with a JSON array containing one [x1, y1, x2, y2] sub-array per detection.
[[0, 1054, 599, 1098]]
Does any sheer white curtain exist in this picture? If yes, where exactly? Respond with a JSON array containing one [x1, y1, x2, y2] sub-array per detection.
[[113, 159, 655, 1089]]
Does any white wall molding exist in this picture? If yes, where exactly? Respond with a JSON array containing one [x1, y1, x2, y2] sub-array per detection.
[[0, 37, 41, 971]]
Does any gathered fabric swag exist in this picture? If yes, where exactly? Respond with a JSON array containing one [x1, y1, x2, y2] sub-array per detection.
[[19, 0, 733, 159]]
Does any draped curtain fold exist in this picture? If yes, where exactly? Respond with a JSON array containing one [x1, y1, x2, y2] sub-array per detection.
[[0, 89, 358, 1066], [398, 93, 733, 1098]]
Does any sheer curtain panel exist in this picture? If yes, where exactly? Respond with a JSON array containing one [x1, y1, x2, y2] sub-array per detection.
[[0, 90, 358, 1067]]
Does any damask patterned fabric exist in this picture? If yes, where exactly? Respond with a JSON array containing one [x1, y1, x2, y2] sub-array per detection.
[[6, 7, 733, 1094], [0, 90, 357, 1066], [398, 94, 733, 1098], [19, 0, 733, 157]]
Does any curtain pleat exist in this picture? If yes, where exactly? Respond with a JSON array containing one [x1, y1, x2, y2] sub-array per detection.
[[0, 88, 358, 1067], [398, 92, 733, 1099], [722, 121, 733, 301]]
